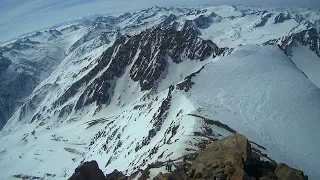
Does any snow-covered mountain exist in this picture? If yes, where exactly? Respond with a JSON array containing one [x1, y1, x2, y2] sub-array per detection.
[[0, 5, 320, 180], [0, 28, 89, 129]]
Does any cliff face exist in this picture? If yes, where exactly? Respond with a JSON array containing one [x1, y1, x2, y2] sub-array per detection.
[[52, 25, 224, 113], [69, 134, 308, 180]]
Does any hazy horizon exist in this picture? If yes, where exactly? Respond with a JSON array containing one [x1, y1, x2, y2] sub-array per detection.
[[1, 0, 319, 43]]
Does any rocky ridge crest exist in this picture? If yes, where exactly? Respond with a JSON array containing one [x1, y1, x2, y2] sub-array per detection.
[[69, 134, 307, 180]]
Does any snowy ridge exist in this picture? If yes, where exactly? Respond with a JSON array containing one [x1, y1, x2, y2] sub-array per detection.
[[264, 26, 320, 88], [0, 4, 320, 180], [0, 27, 88, 128], [188, 45, 320, 179]]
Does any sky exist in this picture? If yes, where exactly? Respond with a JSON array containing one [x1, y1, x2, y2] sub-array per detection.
[[0, 0, 319, 43]]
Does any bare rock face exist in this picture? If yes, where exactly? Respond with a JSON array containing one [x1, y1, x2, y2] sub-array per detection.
[[105, 169, 127, 180], [230, 169, 252, 180], [53, 25, 226, 111], [153, 169, 188, 180], [153, 173, 177, 180], [186, 134, 307, 180], [68, 160, 106, 180], [70, 135, 308, 180], [275, 163, 305, 180], [188, 134, 251, 179], [274, 13, 292, 24]]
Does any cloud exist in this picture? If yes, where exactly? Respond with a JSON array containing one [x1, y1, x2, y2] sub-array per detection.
[[0, 0, 319, 42]]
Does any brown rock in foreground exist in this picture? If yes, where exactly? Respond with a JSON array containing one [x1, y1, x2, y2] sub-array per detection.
[[68, 160, 105, 180], [153, 170, 188, 180], [186, 134, 307, 180], [69, 134, 308, 180], [153, 172, 176, 180], [230, 169, 252, 180], [188, 134, 251, 179], [275, 163, 305, 180]]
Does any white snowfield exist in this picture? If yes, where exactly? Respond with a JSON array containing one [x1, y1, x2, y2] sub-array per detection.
[[0, 4, 320, 180], [200, 11, 299, 48], [287, 41, 320, 89], [189, 45, 320, 179]]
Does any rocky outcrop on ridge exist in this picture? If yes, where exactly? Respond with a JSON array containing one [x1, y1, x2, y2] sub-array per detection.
[[69, 134, 307, 180], [68, 161, 106, 180]]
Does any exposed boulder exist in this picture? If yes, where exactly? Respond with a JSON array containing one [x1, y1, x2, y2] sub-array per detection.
[[185, 134, 306, 180], [69, 135, 307, 180], [68, 160, 106, 180], [188, 134, 251, 179], [153, 172, 187, 180], [275, 163, 306, 180], [230, 169, 252, 180]]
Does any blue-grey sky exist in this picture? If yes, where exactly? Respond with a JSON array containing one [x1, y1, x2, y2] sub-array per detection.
[[0, 0, 319, 43]]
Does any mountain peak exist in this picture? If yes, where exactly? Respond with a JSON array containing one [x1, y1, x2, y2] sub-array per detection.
[[0, 5, 320, 180]]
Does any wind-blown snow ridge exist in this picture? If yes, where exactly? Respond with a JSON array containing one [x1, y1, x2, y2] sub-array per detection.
[[188, 45, 320, 179]]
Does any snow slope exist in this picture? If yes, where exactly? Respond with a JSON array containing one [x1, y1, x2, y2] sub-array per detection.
[[0, 50, 231, 180], [200, 12, 299, 48], [0, 4, 320, 180], [0, 28, 88, 129], [287, 41, 320, 88], [0, 23, 229, 179], [188, 45, 320, 179]]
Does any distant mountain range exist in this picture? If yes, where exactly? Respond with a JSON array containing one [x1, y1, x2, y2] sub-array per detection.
[[0, 5, 319, 180]]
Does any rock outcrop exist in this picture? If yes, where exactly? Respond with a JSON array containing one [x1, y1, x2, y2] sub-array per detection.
[[68, 161, 106, 180], [154, 172, 187, 180], [140, 134, 307, 180], [275, 163, 305, 180], [185, 134, 307, 180], [188, 134, 251, 179], [69, 134, 307, 180], [105, 169, 127, 180]]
